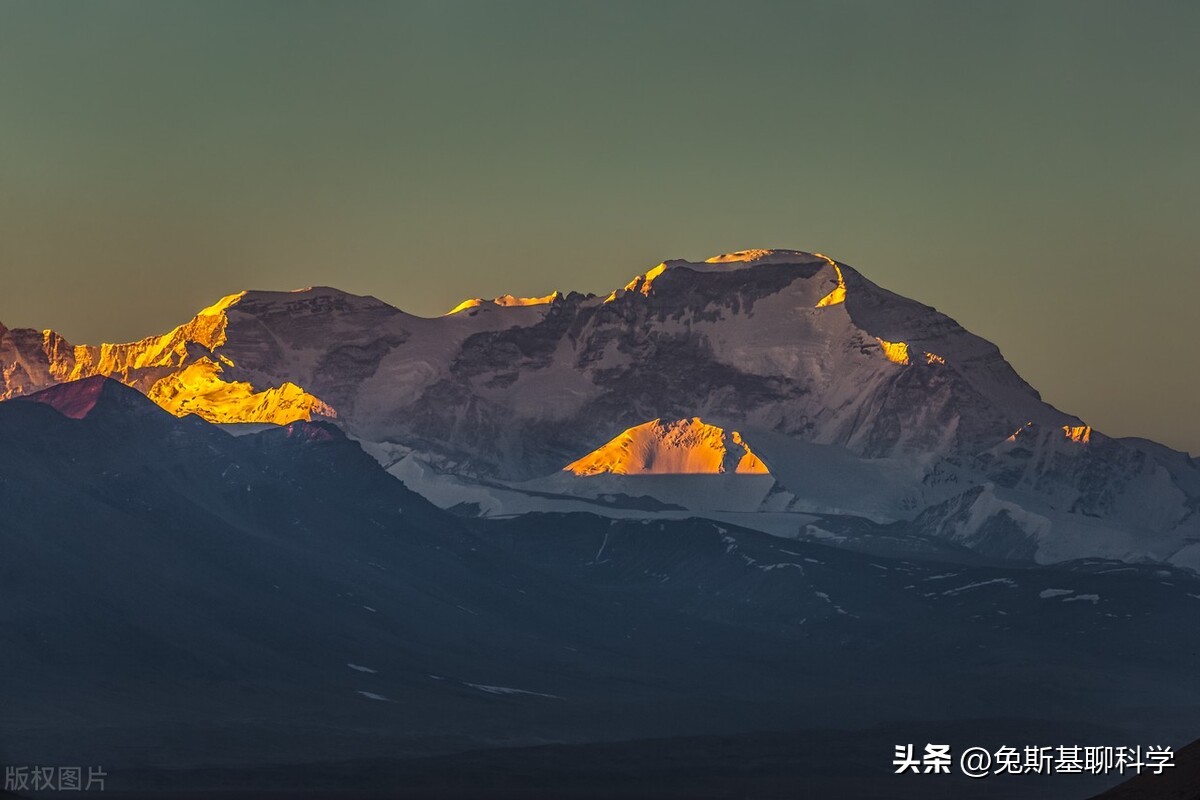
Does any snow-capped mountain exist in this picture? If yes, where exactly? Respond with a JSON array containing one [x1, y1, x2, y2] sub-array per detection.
[[565, 417, 769, 476], [3, 249, 1197, 567]]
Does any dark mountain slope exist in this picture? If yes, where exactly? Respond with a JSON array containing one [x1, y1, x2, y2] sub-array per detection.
[[1, 380, 1198, 798]]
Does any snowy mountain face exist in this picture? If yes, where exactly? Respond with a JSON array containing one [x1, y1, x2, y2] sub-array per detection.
[[564, 417, 769, 476], [2, 249, 1198, 567]]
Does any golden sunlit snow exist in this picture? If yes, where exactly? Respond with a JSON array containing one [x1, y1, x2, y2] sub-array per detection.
[[6, 300, 333, 425], [813, 254, 847, 308], [445, 292, 561, 315], [875, 338, 911, 365], [565, 417, 770, 476], [1062, 425, 1092, 444]]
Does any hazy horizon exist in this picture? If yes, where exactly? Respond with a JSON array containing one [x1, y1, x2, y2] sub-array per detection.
[[2, 0, 1197, 453]]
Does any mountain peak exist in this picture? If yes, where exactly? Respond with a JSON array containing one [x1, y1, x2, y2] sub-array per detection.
[[702, 248, 820, 265], [196, 291, 248, 317], [205, 287, 397, 319], [619, 249, 834, 297], [445, 292, 561, 316], [15, 376, 159, 420], [565, 418, 770, 476]]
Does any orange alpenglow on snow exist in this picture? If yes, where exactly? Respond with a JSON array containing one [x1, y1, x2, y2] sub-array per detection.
[[703, 249, 786, 264], [875, 338, 911, 365], [1006, 423, 1034, 442], [1063, 425, 1093, 444], [813, 253, 847, 308], [924, 352, 946, 365], [564, 418, 770, 476], [146, 359, 336, 424], [445, 292, 560, 315], [2, 293, 334, 426], [623, 264, 669, 296]]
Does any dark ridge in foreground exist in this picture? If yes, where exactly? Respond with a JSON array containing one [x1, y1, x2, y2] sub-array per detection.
[[3, 379, 1199, 799]]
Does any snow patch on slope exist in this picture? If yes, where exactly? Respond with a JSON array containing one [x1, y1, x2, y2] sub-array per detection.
[[445, 292, 561, 316], [622, 249, 829, 296], [565, 418, 769, 476]]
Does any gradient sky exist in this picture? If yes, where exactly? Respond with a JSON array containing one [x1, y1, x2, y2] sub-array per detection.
[[1, 1, 1197, 452]]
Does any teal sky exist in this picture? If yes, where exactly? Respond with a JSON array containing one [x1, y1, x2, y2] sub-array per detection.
[[1, 1, 1198, 452]]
